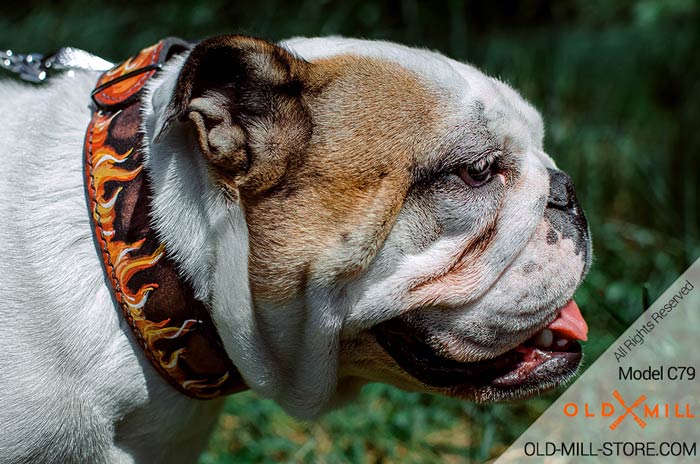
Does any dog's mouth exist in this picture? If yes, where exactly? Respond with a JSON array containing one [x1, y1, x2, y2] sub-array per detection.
[[373, 300, 587, 400]]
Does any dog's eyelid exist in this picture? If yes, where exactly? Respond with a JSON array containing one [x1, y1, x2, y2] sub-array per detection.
[[410, 151, 500, 187], [455, 146, 503, 166], [450, 149, 504, 175]]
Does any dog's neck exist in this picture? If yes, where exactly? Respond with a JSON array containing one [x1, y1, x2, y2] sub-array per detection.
[[142, 55, 234, 302], [141, 57, 349, 417], [84, 44, 250, 397], [142, 57, 281, 396]]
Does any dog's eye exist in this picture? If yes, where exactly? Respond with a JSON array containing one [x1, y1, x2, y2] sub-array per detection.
[[457, 158, 493, 187]]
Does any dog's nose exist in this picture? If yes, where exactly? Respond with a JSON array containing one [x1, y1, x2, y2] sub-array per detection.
[[545, 168, 591, 272], [546, 168, 587, 225], [547, 168, 577, 211]]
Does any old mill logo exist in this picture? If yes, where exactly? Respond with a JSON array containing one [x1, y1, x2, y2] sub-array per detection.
[[563, 390, 696, 430]]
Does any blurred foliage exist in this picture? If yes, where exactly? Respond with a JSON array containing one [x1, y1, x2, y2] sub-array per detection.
[[2, 0, 699, 462]]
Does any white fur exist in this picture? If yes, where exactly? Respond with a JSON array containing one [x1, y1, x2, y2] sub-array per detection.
[[0, 71, 222, 463]]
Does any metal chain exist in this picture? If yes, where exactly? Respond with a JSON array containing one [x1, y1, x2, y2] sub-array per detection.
[[1, 47, 114, 83], [1, 49, 46, 82]]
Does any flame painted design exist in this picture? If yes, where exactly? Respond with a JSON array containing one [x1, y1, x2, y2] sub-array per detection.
[[93, 42, 163, 105], [86, 111, 230, 398]]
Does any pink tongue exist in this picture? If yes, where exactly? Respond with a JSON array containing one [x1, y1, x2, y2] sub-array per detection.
[[547, 300, 588, 341]]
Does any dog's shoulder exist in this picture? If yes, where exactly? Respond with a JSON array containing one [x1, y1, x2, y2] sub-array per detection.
[[0, 72, 143, 462], [0, 70, 222, 463]]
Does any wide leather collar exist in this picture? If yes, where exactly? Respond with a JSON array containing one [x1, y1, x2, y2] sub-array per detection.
[[84, 38, 246, 399]]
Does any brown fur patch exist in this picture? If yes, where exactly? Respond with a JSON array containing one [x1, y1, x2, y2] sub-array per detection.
[[243, 54, 444, 304]]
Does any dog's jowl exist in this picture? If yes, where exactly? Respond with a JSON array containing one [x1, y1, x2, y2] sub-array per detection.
[[0, 34, 591, 463]]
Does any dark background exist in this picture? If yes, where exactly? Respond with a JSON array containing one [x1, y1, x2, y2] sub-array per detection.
[[2, 1, 698, 462]]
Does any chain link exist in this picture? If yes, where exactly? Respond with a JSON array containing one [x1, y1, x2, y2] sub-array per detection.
[[1, 47, 114, 83], [1, 49, 47, 82]]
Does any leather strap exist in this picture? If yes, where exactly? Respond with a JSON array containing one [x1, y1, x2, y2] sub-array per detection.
[[84, 38, 246, 399]]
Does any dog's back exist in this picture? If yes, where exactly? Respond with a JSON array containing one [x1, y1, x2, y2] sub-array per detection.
[[0, 71, 224, 464], [0, 73, 115, 462]]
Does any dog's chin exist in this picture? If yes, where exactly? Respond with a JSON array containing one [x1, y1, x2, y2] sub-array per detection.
[[372, 299, 585, 402]]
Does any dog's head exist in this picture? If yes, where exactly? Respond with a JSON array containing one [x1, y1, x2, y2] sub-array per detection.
[[147, 35, 591, 418]]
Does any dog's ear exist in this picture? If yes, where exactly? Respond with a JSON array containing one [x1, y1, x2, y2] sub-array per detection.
[[154, 35, 313, 194]]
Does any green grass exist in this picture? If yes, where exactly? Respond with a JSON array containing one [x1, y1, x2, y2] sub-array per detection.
[[200, 384, 557, 463], [2, 1, 698, 461]]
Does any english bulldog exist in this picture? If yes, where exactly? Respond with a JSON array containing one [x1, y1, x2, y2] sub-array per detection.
[[0, 34, 591, 463]]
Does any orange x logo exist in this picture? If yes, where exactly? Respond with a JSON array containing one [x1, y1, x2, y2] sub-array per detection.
[[609, 390, 647, 430]]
